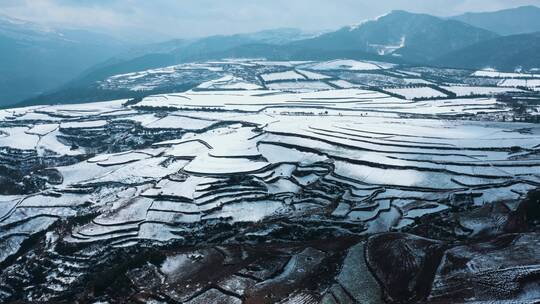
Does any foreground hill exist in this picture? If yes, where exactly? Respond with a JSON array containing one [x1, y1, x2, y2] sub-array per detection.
[[452, 5, 540, 35]]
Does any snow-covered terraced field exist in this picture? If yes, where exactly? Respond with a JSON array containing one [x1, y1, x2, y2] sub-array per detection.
[[260, 70, 306, 82], [499, 78, 540, 89], [1, 59, 540, 303], [2, 85, 539, 247], [384, 86, 447, 100], [472, 70, 540, 78], [300, 59, 393, 71], [441, 85, 525, 97]]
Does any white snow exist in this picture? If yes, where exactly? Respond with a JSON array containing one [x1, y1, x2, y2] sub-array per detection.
[[297, 70, 332, 80], [26, 124, 59, 136], [329, 80, 360, 89], [442, 86, 524, 97], [144, 115, 216, 130], [498, 79, 540, 88], [300, 59, 391, 71], [61, 120, 107, 129], [385, 87, 447, 100], [260, 70, 306, 82], [0, 127, 39, 150], [266, 81, 333, 92], [472, 70, 540, 78], [197, 75, 262, 90], [2, 58, 540, 249]]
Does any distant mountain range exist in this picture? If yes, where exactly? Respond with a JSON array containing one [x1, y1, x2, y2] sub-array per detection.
[[434, 32, 540, 71], [73, 9, 499, 82], [5, 5, 540, 107], [289, 10, 497, 62], [451, 5, 540, 35], [0, 15, 131, 106]]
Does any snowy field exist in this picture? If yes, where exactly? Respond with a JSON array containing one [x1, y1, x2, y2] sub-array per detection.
[[384, 86, 447, 100], [472, 69, 540, 78], [498, 78, 540, 89], [1, 59, 540, 303], [1, 60, 540, 298], [441, 85, 525, 96], [300, 59, 394, 71]]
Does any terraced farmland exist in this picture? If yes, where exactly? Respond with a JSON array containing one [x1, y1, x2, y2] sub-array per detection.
[[1, 59, 540, 303]]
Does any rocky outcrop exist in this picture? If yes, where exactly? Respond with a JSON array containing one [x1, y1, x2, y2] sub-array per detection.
[[366, 233, 445, 303]]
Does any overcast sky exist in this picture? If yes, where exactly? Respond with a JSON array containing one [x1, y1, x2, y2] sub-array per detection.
[[1, 0, 540, 40]]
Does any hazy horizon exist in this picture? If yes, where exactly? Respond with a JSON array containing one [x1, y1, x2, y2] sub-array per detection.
[[2, 0, 540, 42]]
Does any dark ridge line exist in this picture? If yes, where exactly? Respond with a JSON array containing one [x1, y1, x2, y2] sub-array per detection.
[[450, 178, 539, 189], [0, 196, 29, 223], [76, 226, 139, 237], [234, 271, 264, 283], [196, 176, 268, 191], [370, 196, 442, 203], [90, 218, 144, 227], [137, 220, 190, 230], [209, 285, 245, 301], [0, 214, 61, 231], [206, 153, 266, 161], [15, 205, 82, 209], [309, 127, 529, 153], [0, 232, 32, 241], [325, 175, 383, 191], [195, 181, 245, 193], [348, 203, 394, 221], [73, 180, 157, 190], [72, 231, 139, 244], [196, 191, 269, 207], [193, 186, 265, 200], [147, 207, 210, 216], [109, 237, 141, 248], [66, 233, 90, 241], [183, 163, 275, 177], [342, 124, 460, 140], [184, 160, 303, 178], [326, 287, 343, 304], [96, 158, 147, 167], [196, 177, 238, 187], [350, 201, 381, 212], [336, 280, 360, 303], [326, 172, 466, 193], [387, 155, 540, 168], [291, 199, 328, 207], [141, 194, 193, 203], [356, 188, 387, 205], [333, 126, 458, 147], [265, 130, 487, 157], [258, 141, 513, 180]]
